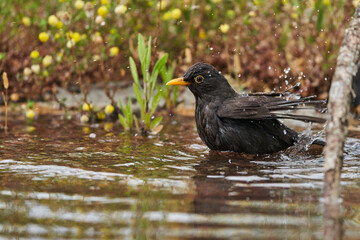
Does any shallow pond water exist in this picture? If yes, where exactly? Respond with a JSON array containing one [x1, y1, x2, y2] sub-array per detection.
[[0, 114, 360, 239]]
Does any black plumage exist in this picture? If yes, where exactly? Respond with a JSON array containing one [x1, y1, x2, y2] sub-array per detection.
[[167, 63, 326, 154]]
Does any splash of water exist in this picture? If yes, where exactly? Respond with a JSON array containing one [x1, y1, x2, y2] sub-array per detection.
[[286, 122, 326, 157]]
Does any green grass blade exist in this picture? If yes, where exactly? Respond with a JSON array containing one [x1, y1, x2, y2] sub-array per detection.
[[129, 57, 140, 88], [160, 85, 168, 98], [150, 54, 168, 94], [150, 116, 163, 130], [133, 83, 145, 120], [145, 36, 152, 72], [153, 54, 168, 76], [119, 100, 126, 113], [118, 114, 128, 130], [160, 60, 176, 83], [133, 83, 143, 105], [138, 34, 146, 66], [126, 98, 133, 127], [144, 112, 151, 130], [151, 91, 162, 116], [149, 69, 159, 98]]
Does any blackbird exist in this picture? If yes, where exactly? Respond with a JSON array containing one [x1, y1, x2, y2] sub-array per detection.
[[167, 62, 326, 154]]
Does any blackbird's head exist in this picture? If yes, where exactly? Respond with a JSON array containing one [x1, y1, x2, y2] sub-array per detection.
[[166, 62, 235, 99]]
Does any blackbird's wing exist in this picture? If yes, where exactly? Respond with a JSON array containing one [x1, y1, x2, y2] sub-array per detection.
[[216, 94, 327, 123]]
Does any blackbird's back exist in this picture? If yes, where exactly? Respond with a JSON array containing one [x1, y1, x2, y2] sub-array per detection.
[[195, 97, 299, 154]]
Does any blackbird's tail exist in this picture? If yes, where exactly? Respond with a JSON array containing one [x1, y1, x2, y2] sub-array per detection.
[[312, 138, 326, 146]]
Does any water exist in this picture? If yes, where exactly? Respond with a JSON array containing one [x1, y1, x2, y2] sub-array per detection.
[[0, 115, 360, 239]]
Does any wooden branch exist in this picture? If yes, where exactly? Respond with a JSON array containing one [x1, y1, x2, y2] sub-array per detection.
[[324, 5, 360, 205], [323, 6, 360, 240]]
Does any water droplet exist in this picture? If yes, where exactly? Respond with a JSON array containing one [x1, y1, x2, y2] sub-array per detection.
[[209, 47, 213, 51], [89, 133, 96, 138], [268, 66, 272, 70], [285, 80, 289, 85]]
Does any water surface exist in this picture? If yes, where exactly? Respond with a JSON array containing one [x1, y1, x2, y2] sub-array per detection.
[[0, 115, 359, 239]]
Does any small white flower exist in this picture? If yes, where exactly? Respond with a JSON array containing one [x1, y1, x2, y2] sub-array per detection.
[[75, 0, 85, 10], [31, 64, 40, 74], [92, 35, 103, 44], [66, 39, 76, 48], [93, 54, 101, 61], [95, 15, 104, 24], [80, 114, 89, 123], [23, 67, 32, 76], [219, 24, 230, 34], [42, 55, 53, 68], [115, 5, 127, 15]]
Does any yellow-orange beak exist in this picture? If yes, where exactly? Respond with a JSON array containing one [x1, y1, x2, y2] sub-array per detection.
[[166, 77, 191, 86]]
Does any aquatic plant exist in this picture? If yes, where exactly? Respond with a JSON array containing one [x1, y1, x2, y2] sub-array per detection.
[[119, 34, 167, 135]]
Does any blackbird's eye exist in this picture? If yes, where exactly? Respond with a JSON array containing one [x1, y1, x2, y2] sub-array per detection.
[[194, 75, 204, 84]]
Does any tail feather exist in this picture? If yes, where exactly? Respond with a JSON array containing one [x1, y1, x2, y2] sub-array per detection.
[[312, 138, 326, 146]]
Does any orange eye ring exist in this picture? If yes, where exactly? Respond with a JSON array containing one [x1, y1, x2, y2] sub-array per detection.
[[194, 75, 204, 83]]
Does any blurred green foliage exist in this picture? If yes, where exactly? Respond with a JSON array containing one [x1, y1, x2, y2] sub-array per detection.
[[0, 0, 357, 110]]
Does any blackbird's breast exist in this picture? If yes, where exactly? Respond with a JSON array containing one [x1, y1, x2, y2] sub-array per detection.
[[195, 99, 221, 150]]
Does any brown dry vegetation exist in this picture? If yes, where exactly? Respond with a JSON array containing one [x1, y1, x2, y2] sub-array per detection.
[[0, 0, 356, 104]]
